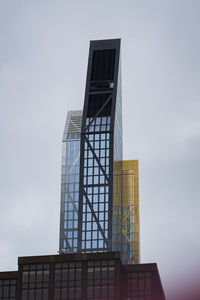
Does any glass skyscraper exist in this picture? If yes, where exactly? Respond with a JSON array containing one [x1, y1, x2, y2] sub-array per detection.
[[59, 111, 82, 253], [78, 39, 122, 253], [59, 39, 140, 263], [120, 160, 140, 264]]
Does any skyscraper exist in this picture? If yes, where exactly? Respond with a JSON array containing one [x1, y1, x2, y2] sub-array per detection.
[[78, 39, 122, 253], [59, 39, 140, 263], [120, 160, 140, 264], [59, 111, 82, 253]]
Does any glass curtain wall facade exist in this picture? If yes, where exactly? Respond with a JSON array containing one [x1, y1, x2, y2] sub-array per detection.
[[78, 39, 122, 253], [121, 160, 139, 264], [58, 40, 139, 263], [59, 111, 82, 253], [113, 160, 140, 264], [112, 61, 123, 254]]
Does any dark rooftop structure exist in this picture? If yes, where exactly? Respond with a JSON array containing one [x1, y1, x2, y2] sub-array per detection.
[[0, 252, 165, 300]]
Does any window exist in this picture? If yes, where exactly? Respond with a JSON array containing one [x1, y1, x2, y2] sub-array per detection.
[[21, 264, 49, 300]]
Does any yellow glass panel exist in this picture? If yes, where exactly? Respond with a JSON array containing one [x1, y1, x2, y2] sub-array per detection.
[[113, 160, 140, 264]]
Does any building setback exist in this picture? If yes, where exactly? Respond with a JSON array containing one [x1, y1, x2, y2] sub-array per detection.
[[0, 252, 165, 300]]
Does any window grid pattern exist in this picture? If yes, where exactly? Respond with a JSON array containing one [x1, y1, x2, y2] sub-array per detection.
[[21, 264, 49, 300], [126, 271, 152, 300], [121, 205, 135, 263], [112, 62, 123, 255], [81, 116, 111, 252], [63, 140, 80, 252], [121, 161, 140, 264], [60, 111, 82, 253], [54, 262, 82, 300], [0, 279, 16, 300], [78, 41, 121, 254], [87, 260, 115, 300]]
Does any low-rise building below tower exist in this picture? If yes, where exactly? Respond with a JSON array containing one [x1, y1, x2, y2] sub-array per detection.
[[0, 252, 165, 300]]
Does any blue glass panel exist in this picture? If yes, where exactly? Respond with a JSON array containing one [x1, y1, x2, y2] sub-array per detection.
[[68, 231, 72, 238], [100, 187, 104, 193], [88, 159, 93, 167], [99, 194, 104, 202], [99, 240, 103, 248], [95, 149, 99, 157], [94, 177, 98, 184], [68, 221, 73, 228], [68, 203, 73, 210], [95, 141, 99, 148], [99, 213, 104, 220], [64, 221, 67, 229], [96, 118, 101, 125], [69, 184, 74, 192], [88, 168, 93, 175], [89, 125, 94, 132], [102, 117, 106, 124], [88, 187, 92, 194], [93, 194, 98, 202], [93, 204, 98, 211], [94, 167, 98, 175], [87, 213, 92, 221], [93, 231, 97, 239], [100, 204, 104, 211], [86, 223, 91, 230], [86, 232, 91, 239], [88, 150, 93, 158], [92, 241, 97, 248]]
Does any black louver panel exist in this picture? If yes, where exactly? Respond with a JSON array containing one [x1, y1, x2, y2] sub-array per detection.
[[91, 49, 116, 81]]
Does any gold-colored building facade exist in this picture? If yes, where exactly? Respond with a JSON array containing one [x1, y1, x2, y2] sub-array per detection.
[[113, 160, 140, 264]]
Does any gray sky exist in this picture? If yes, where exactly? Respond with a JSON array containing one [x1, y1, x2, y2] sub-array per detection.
[[0, 0, 200, 298]]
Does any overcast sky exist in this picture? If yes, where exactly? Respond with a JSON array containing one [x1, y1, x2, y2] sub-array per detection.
[[0, 1, 200, 298]]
